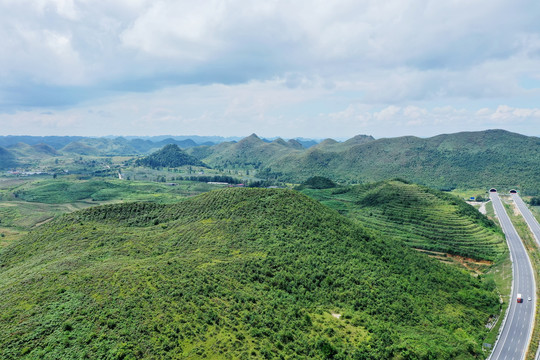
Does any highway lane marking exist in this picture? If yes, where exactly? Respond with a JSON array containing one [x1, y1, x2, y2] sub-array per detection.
[[489, 193, 534, 360]]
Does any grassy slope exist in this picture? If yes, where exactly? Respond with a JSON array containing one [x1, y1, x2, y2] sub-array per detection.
[[301, 180, 505, 261], [5, 178, 219, 204], [0, 178, 224, 246], [0, 188, 498, 359]]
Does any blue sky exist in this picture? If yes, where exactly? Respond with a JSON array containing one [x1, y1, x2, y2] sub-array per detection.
[[1, 0, 540, 139]]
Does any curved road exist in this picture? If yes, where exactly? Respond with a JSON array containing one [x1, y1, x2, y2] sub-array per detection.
[[489, 193, 535, 360]]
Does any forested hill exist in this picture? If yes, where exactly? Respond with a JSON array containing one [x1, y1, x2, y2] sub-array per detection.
[[0, 188, 498, 359], [301, 180, 505, 261], [0, 146, 17, 169], [135, 144, 208, 168], [189, 133, 306, 169], [251, 129, 540, 193]]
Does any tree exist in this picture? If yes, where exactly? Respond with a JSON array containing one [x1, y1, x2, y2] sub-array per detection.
[[300, 176, 336, 189]]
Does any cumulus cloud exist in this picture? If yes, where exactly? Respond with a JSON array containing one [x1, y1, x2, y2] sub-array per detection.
[[1, 1, 539, 87], [1, 0, 540, 136], [2, 73, 539, 139]]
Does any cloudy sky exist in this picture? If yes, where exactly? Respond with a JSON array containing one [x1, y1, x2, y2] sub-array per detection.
[[1, 0, 540, 139]]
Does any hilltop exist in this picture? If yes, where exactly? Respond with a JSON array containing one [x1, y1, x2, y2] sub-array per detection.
[[301, 180, 505, 262], [0, 188, 498, 359], [191, 133, 305, 170], [135, 144, 208, 168]]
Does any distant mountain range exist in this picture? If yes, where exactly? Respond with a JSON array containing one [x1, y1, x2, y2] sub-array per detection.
[[2, 130, 540, 194], [0, 134, 321, 170], [0, 135, 321, 160], [0, 136, 210, 154], [186, 130, 540, 193]]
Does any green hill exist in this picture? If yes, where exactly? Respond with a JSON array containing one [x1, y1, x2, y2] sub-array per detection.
[[302, 180, 505, 261], [192, 134, 304, 170], [61, 138, 142, 156], [0, 188, 498, 359], [7, 143, 59, 159], [261, 130, 540, 193], [32, 143, 59, 156], [0, 147, 17, 169], [189, 129, 540, 193], [61, 141, 102, 156], [136, 144, 208, 168], [312, 135, 375, 152]]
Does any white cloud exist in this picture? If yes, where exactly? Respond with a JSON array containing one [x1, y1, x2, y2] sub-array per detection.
[[489, 105, 540, 123], [120, 1, 227, 61], [1, 0, 540, 136]]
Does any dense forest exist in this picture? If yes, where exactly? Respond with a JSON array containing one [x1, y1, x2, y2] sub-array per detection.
[[0, 188, 499, 359]]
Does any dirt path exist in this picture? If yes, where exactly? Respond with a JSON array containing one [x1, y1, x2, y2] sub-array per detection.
[[33, 217, 54, 227], [467, 201, 488, 215], [479, 202, 487, 215]]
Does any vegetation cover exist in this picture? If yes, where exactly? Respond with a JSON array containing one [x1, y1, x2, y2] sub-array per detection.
[[3, 130, 540, 195], [301, 180, 505, 261], [5, 178, 218, 204], [136, 144, 208, 169], [1, 188, 498, 359], [296, 176, 337, 190], [258, 130, 540, 193], [0, 146, 17, 169], [7, 143, 59, 159], [191, 134, 304, 171]]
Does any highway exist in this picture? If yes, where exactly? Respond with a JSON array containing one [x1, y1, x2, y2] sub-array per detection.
[[489, 192, 535, 360], [512, 193, 540, 247]]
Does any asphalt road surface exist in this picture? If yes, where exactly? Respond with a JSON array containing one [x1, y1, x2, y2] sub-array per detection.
[[512, 193, 540, 247], [488, 193, 535, 360]]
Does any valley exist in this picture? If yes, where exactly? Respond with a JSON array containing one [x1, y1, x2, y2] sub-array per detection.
[[1, 129, 540, 359]]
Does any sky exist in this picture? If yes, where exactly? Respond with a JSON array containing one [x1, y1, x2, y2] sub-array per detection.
[[1, 0, 540, 139]]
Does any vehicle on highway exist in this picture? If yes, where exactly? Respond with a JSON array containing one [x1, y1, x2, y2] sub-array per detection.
[[517, 293, 523, 303], [528, 297, 532, 301]]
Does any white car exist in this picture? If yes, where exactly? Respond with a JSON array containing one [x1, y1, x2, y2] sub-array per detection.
[[528, 297, 532, 301]]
